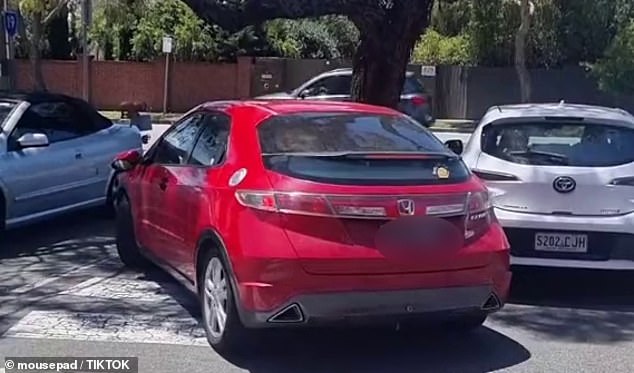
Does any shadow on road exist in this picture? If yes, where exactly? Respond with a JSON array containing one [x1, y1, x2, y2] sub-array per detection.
[[225, 326, 530, 373], [492, 267, 634, 343], [0, 209, 116, 294]]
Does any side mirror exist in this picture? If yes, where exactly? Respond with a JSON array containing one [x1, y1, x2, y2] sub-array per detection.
[[111, 150, 142, 172], [445, 139, 464, 155], [17, 133, 49, 148], [130, 114, 153, 132]]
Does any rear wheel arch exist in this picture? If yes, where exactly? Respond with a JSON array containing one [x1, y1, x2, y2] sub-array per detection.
[[195, 229, 239, 297]]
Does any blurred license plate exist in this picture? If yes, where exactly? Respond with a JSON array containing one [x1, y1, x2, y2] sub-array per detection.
[[534, 232, 588, 253]]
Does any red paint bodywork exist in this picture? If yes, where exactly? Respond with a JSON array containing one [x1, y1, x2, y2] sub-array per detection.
[[117, 100, 511, 314]]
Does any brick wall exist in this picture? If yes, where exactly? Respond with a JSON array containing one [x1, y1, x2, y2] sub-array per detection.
[[14, 57, 253, 112]]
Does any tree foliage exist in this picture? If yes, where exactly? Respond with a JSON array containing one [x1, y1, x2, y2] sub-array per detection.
[[593, 20, 634, 95], [181, 0, 435, 108], [19, 0, 71, 90], [412, 30, 473, 66], [265, 16, 358, 59]]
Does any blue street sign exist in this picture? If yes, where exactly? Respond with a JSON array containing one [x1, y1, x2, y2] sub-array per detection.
[[4, 10, 18, 38]]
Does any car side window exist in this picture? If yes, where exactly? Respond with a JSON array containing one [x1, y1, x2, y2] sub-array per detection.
[[189, 113, 231, 167], [153, 114, 205, 165], [304, 75, 351, 96], [8, 101, 89, 150]]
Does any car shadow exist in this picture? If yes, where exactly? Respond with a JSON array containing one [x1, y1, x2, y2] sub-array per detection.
[[491, 267, 634, 344], [225, 326, 531, 373], [0, 208, 116, 294]]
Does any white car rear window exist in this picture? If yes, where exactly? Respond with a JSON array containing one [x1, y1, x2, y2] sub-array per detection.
[[481, 121, 634, 167]]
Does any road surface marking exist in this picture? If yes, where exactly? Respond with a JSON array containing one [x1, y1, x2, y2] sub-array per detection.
[[11, 258, 113, 295], [60, 276, 180, 303], [3, 311, 208, 346]]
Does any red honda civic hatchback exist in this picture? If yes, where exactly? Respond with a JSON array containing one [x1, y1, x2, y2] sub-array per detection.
[[111, 100, 511, 352]]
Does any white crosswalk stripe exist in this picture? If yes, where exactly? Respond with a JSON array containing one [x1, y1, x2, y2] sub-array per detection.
[[4, 274, 206, 346]]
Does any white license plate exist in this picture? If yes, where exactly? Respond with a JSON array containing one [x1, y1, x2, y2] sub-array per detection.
[[534, 232, 588, 253]]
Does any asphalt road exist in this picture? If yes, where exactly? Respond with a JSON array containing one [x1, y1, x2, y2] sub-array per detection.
[[0, 210, 633, 373]]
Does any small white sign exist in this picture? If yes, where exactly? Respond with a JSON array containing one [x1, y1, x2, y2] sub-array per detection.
[[421, 65, 436, 77], [162, 37, 173, 54]]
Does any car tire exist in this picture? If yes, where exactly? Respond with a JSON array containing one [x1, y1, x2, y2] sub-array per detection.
[[115, 193, 148, 268], [446, 312, 488, 332], [199, 248, 252, 355], [101, 176, 119, 219]]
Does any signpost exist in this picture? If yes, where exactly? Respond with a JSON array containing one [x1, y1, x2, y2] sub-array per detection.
[[4, 9, 17, 38], [162, 36, 173, 114], [2, 3, 18, 83]]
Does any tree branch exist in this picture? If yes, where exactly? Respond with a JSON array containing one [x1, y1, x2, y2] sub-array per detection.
[[181, 0, 382, 32], [43, 0, 70, 26]]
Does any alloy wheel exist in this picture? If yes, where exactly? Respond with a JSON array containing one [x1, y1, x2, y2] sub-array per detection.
[[203, 257, 228, 339]]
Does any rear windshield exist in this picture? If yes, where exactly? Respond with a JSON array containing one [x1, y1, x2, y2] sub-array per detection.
[[257, 113, 470, 185], [481, 121, 634, 167], [403, 76, 425, 94]]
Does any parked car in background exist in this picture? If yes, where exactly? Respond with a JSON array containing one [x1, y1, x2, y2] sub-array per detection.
[[256, 68, 435, 126], [112, 99, 510, 353], [445, 102, 634, 270], [0, 91, 148, 231]]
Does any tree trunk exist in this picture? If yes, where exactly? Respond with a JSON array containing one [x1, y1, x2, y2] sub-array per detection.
[[30, 12, 47, 92], [515, 0, 531, 103], [349, 31, 412, 108], [350, 1, 432, 108]]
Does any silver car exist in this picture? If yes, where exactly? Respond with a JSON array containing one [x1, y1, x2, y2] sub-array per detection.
[[446, 102, 634, 270], [256, 68, 435, 126], [0, 92, 147, 230]]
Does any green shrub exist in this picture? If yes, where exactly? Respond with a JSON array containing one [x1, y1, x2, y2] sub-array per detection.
[[412, 29, 474, 66]]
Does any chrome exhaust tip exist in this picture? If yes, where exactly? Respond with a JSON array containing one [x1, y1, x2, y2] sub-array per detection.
[[481, 293, 502, 311], [267, 303, 305, 323]]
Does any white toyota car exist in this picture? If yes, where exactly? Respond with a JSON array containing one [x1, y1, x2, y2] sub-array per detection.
[[444, 102, 634, 270]]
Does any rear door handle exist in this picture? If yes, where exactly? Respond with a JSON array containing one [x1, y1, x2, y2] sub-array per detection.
[[75, 152, 82, 159]]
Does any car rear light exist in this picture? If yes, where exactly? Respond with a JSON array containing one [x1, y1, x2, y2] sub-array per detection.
[[235, 191, 388, 218], [235, 191, 470, 219], [411, 96, 427, 106], [464, 191, 494, 241], [609, 177, 634, 186], [472, 169, 519, 181]]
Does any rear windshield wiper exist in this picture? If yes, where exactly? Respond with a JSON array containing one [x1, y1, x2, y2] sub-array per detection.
[[262, 151, 458, 160]]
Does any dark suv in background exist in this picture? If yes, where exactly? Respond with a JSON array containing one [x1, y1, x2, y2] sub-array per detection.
[[256, 68, 435, 127]]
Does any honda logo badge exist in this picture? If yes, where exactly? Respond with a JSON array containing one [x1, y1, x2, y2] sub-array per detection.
[[397, 199, 416, 216]]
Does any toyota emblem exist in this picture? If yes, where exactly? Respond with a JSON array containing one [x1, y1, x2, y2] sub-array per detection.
[[397, 199, 416, 216], [553, 176, 576, 193]]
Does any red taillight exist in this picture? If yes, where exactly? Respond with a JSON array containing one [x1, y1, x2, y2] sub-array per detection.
[[237, 189, 494, 243], [275, 193, 331, 215], [464, 191, 494, 241], [411, 96, 427, 106], [235, 191, 387, 218]]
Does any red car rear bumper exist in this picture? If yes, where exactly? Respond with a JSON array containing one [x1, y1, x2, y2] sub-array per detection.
[[230, 226, 511, 328]]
